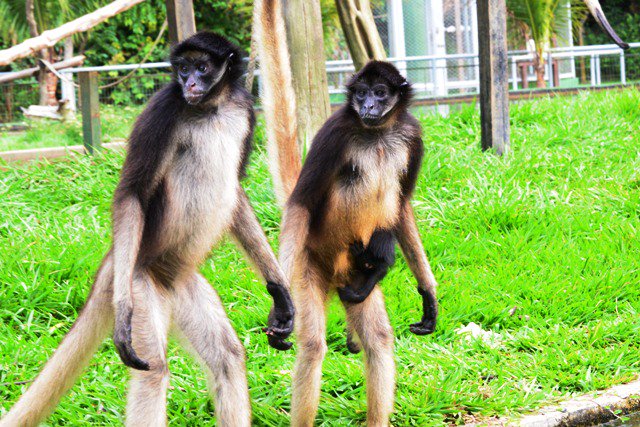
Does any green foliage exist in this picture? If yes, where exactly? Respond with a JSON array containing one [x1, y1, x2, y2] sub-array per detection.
[[0, 89, 639, 425]]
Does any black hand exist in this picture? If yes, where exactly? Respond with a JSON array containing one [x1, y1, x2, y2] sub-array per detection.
[[113, 308, 150, 371], [409, 287, 437, 336], [349, 241, 366, 259], [264, 282, 295, 350], [337, 285, 369, 304]]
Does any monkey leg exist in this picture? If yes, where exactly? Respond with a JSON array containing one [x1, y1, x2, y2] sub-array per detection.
[[0, 252, 114, 427], [171, 273, 251, 427], [124, 271, 171, 427], [290, 264, 328, 427], [344, 287, 395, 427], [346, 320, 362, 354]]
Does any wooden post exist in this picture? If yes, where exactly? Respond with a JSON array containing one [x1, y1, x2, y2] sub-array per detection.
[[79, 71, 101, 154], [165, 0, 196, 44], [282, 0, 331, 149], [476, 0, 510, 155]]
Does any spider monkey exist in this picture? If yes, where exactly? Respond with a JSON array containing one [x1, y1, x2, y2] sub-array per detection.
[[279, 61, 438, 426], [0, 32, 294, 427]]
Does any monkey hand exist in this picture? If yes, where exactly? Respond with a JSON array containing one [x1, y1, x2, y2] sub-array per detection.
[[113, 307, 150, 371], [409, 287, 438, 336], [263, 281, 295, 351], [349, 241, 375, 272], [337, 285, 369, 304]]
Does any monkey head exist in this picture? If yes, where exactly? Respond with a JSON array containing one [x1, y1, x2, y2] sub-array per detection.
[[170, 31, 243, 105], [347, 61, 412, 128]]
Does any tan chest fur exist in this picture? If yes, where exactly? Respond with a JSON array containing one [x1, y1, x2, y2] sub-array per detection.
[[325, 134, 409, 247], [162, 102, 248, 262]]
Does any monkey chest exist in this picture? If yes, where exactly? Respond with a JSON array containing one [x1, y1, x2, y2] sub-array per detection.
[[330, 143, 409, 238], [163, 114, 246, 253]]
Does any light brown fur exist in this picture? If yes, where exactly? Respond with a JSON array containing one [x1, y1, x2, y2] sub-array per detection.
[[1, 78, 286, 427], [254, 0, 301, 206]]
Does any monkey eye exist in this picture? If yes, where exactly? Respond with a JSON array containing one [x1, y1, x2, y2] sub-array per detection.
[[197, 64, 207, 73], [356, 89, 367, 98], [375, 89, 386, 97], [179, 65, 189, 74]]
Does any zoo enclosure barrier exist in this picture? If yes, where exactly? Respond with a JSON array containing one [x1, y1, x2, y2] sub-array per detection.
[[0, 42, 639, 125]]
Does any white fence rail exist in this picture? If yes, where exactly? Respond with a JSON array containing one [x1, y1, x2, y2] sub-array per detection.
[[1, 42, 639, 123], [52, 41, 640, 99]]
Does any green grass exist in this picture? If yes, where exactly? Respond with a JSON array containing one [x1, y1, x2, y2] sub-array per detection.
[[1, 88, 639, 426], [0, 105, 142, 151]]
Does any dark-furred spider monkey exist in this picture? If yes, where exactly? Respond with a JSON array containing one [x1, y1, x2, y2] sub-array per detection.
[[280, 61, 439, 426]]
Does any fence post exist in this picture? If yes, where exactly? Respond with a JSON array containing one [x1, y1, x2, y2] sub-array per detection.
[[547, 51, 553, 88], [165, 0, 196, 44], [476, 0, 510, 156], [511, 56, 518, 90], [78, 71, 101, 154], [620, 51, 626, 85]]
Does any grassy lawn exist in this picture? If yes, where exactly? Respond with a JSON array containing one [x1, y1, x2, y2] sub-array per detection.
[[0, 88, 639, 426], [0, 105, 142, 152]]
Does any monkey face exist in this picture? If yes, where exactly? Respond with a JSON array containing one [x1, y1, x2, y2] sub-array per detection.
[[351, 81, 399, 127], [172, 50, 232, 105]]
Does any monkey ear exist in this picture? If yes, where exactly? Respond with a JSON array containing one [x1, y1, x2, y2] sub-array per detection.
[[228, 52, 235, 59]]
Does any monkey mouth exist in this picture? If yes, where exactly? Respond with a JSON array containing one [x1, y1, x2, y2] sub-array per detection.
[[361, 114, 382, 126], [184, 92, 206, 104]]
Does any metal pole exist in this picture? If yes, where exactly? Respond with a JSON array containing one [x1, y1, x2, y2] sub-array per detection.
[[511, 56, 518, 90], [620, 51, 626, 85], [547, 51, 553, 88]]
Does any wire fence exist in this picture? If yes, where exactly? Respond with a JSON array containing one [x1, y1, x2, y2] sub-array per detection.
[[0, 43, 638, 124]]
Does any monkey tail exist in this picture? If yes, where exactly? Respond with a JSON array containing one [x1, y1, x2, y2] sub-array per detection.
[[254, 0, 301, 206], [0, 256, 114, 427]]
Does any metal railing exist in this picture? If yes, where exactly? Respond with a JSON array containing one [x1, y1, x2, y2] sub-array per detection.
[[1, 42, 639, 124]]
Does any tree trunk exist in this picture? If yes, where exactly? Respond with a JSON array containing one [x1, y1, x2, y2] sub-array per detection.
[[282, 0, 331, 150], [578, 20, 587, 85], [26, 0, 51, 105], [534, 54, 546, 89], [334, 0, 386, 70]]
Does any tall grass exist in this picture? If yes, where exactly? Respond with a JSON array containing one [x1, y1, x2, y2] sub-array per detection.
[[0, 89, 639, 425]]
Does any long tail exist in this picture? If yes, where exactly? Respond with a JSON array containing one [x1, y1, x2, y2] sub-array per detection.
[[254, 0, 301, 206], [1, 255, 114, 427]]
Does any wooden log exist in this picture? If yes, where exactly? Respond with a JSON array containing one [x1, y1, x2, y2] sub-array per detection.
[[165, 0, 196, 44], [0, 0, 144, 66], [334, 0, 386, 70], [0, 142, 125, 164], [282, 0, 331, 149], [0, 56, 85, 84], [476, 0, 510, 155], [79, 72, 101, 154]]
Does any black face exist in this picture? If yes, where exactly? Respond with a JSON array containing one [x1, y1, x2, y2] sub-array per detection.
[[172, 51, 230, 105], [351, 81, 397, 127]]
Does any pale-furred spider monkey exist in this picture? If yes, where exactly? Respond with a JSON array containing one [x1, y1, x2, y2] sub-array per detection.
[[0, 32, 293, 427]]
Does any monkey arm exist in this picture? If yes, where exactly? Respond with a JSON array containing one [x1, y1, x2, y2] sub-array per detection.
[[395, 201, 438, 335], [230, 188, 295, 351], [111, 193, 149, 370]]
